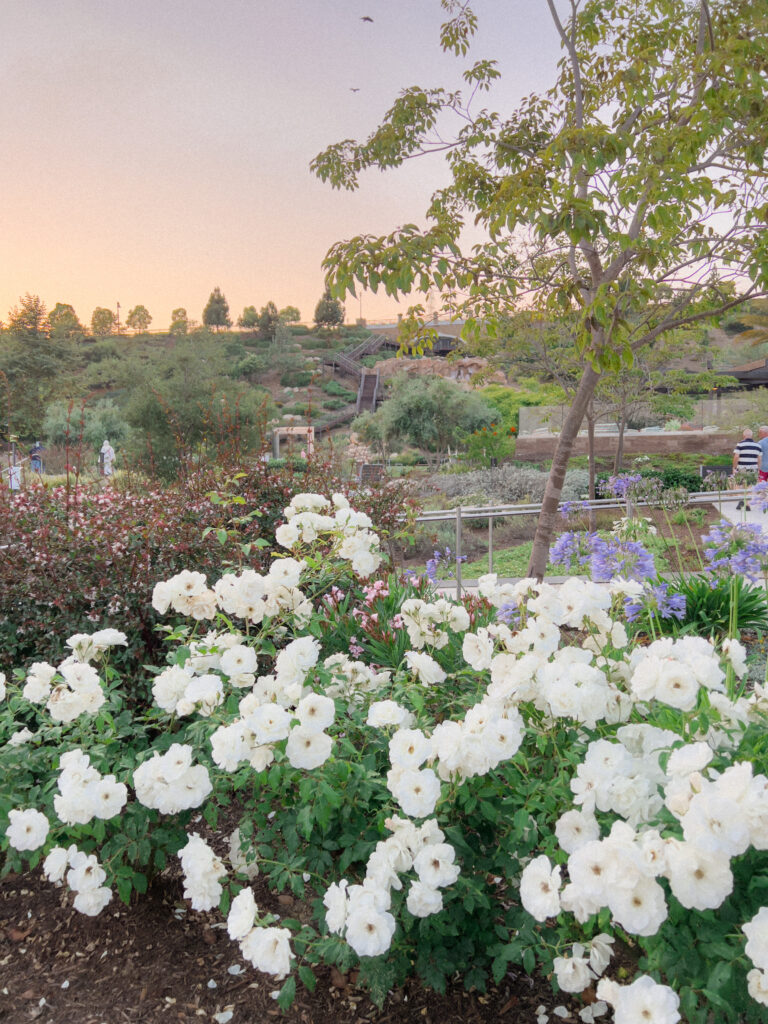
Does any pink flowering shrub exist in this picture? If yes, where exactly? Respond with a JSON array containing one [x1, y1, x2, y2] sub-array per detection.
[[0, 483, 264, 681]]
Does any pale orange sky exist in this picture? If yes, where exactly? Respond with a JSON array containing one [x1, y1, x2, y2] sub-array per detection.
[[1, 1, 561, 330]]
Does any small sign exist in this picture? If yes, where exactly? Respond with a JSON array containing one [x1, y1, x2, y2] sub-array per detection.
[[359, 463, 385, 484]]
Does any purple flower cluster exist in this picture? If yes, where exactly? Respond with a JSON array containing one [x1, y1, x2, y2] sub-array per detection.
[[702, 519, 768, 583], [550, 531, 656, 582], [559, 499, 591, 522], [601, 473, 643, 499], [497, 600, 522, 627], [550, 531, 597, 571], [624, 583, 687, 623], [425, 546, 467, 584], [591, 537, 656, 583]]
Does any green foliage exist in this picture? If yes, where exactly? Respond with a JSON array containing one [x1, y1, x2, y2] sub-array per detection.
[[314, 288, 345, 328], [0, 334, 75, 436], [169, 308, 190, 336], [321, 379, 356, 399], [355, 375, 496, 463], [202, 287, 231, 331], [238, 305, 259, 329], [49, 303, 84, 342], [280, 306, 301, 324], [280, 369, 313, 388], [312, 0, 768, 575], [233, 352, 270, 379], [126, 305, 152, 334], [43, 398, 130, 451], [6, 293, 48, 338], [659, 575, 768, 639], [91, 307, 115, 338], [122, 337, 272, 475], [2, 490, 768, 1021], [461, 421, 516, 467], [481, 381, 568, 435]]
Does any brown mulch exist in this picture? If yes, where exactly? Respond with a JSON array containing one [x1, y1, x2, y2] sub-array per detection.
[[0, 871, 586, 1024]]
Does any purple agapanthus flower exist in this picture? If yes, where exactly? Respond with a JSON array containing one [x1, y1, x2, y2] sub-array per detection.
[[702, 518, 768, 583], [601, 474, 643, 499], [590, 537, 656, 583], [624, 582, 686, 623], [497, 600, 522, 627], [425, 546, 467, 583], [550, 531, 598, 571], [559, 499, 591, 521]]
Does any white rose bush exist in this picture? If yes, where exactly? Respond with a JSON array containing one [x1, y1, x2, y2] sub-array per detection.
[[2, 491, 768, 1021]]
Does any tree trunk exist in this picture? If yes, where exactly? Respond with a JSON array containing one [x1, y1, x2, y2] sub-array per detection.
[[587, 403, 596, 532], [614, 407, 627, 474], [528, 364, 602, 579]]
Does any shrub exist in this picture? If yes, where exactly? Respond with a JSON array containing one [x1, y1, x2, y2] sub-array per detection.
[[655, 574, 768, 638], [436, 465, 590, 504], [234, 353, 269, 378], [2, 496, 767, 1023], [0, 483, 266, 685], [322, 379, 357, 399], [280, 369, 314, 388]]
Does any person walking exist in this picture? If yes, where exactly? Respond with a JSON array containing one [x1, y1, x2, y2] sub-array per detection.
[[758, 425, 768, 483], [732, 427, 762, 509]]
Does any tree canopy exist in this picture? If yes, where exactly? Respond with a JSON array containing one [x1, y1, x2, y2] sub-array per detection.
[[354, 374, 496, 465], [49, 303, 84, 342], [91, 307, 115, 338], [170, 308, 190, 336], [203, 287, 231, 331], [7, 294, 48, 339], [313, 0, 768, 575], [314, 288, 345, 328], [126, 305, 152, 334]]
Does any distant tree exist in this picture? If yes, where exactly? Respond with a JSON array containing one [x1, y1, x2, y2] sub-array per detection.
[[48, 303, 84, 342], [170, 308, 190, 336], [238, 305, 259, 329], [279, 305, 301, 324], [91, 307, 115, 338], [203, 287, 231, 331], [126, 305, 152, 334], [257, 301, 282, 341], [7, 294, 48, 338], [43, 397, 130, 451], [314, 288, 345, 328], [354, 375, 495, 466], [0, 335, 71, 435]]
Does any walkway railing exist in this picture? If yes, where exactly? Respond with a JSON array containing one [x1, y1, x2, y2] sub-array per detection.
[[415, 488, 747, 598]]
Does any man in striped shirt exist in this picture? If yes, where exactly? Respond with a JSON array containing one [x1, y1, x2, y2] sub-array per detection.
[[732, 427, 761, 509]]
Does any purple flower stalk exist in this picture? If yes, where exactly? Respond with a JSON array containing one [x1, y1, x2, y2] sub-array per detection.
[[702, 518, 768, 583], [624, 583, 686, 623], [551, 531, 655, 582], [602, 474, 643, 499]]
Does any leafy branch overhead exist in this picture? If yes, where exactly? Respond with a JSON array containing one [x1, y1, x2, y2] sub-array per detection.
[[312, 0, 768, 366], [313, 0, 768, 578]]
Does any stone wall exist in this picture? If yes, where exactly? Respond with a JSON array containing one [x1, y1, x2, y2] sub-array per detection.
[[514, 430, 734, 461], [518, 393, 756, 434]]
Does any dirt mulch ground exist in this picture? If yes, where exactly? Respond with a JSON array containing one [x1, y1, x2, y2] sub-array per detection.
[[0, 870, 590, 1024]]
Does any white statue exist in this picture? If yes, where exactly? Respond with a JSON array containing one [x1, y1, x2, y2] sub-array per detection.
[[100, 439, 115, 476]]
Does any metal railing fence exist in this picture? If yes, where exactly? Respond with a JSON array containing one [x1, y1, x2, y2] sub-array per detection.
[[414, 488, 751, 598]]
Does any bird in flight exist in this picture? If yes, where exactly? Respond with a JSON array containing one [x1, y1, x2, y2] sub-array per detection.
[[361, 15, 373, 22], [350, 87, 360, 92]]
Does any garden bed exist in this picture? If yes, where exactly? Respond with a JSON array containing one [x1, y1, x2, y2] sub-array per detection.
[[0, 867, 588, 1024]]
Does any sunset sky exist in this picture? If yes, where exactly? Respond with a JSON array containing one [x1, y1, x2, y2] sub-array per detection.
[[1, 1, 562, 331]]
